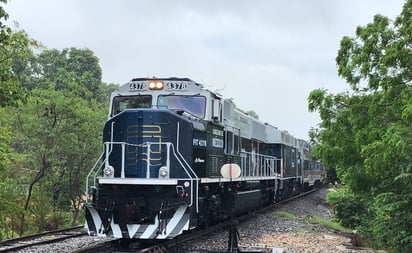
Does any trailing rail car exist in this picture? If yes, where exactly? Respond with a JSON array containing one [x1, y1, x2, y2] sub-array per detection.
[[85, 77, 323, 239]]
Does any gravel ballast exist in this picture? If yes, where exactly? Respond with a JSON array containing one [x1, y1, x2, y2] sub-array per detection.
[[177, 187, 388, 253], [17, 187, 388, 253]]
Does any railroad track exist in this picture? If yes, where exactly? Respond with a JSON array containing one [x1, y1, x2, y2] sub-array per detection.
[[0, 225, 87, 252], [5, 188, 320, 253], [166, 188, 321, 253], [71, 238, 123, 253], [124, 188, 322, 253]]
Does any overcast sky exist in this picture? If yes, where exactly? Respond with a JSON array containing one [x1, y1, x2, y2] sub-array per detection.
[[4, 0, 406, 140]]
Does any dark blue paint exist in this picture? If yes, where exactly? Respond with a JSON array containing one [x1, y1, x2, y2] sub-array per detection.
[[103, 109, 194, 178]]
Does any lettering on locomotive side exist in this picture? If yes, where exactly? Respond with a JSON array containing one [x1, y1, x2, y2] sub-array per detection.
[[212, 138, 224, 148], [193, 138, 207, 147], [212, 129, 224, 136], [194, 158, 205, 163]]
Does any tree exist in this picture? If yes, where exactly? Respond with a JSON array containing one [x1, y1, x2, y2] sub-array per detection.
[[18, 47, 110, 101], [308, 0, 412, 251], [9, 46, 113, 231], [0, 177, 25, 239], [0, 37, 109, 234], [0, 1, 110, 236], [0, 1, 39, 238], [9, 87, 106, 233], [0, 1, 37, 107], [0, 107, 25, 238]]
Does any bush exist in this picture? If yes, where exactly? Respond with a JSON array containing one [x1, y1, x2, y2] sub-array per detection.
[[327, 187, 368, 228], [359, 190, 412, 253]]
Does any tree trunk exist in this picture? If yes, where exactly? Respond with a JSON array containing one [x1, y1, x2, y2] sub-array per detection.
[[18, 155, 48, 236], [70, 196, 82, 226], [19, 177, 39, 235]]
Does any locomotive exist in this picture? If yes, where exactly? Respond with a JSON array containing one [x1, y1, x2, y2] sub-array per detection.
[[84, 77, 323, 239]]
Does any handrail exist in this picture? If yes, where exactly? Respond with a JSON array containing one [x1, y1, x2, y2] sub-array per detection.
[[85, 141, 196, 195], [85, 152, 104, 201], [239, 151, 281, 178], [175, 122, 199, 211], [175, 147, 198, 209]]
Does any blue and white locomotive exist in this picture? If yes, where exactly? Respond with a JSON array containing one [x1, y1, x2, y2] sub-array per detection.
[[85, 77, 323, 239]]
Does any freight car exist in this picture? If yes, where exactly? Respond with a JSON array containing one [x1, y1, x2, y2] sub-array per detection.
[[85, 77, 323, 239]]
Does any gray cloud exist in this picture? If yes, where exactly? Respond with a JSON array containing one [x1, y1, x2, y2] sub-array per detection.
[[5, 0, 405, 139]]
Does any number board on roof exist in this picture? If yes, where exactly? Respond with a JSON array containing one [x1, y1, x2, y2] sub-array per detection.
[[129, 81, 147, 91], [165, 81, 188, 91]]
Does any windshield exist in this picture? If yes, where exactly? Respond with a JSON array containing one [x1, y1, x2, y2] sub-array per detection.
[[112, 95, 152, 115], [157, 95, 206, 118]]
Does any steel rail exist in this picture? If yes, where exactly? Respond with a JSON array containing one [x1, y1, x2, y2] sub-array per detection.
[[144, 187, 322, 253], [0, 225, 86, 252], [39, 188, 322, 253]]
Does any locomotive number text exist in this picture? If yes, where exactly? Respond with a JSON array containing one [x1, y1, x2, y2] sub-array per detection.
[[129, 82, 147, 91], [166, 82, 188, 90]]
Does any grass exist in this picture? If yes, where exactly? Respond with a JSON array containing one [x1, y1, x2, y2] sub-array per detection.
[[305, 215, 352, 233], [273, 211, 296, 220], [273, 211, 352, 234]]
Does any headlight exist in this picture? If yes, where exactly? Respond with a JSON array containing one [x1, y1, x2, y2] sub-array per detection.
[[148, 80, 164, 90], [103, 166, 114, 178], [159, 166, 169, 178]]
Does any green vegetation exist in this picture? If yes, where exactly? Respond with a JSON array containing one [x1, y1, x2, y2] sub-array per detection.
[[0, 0, 118, 239], [273, 211, 350, 234], [273, 211, 296, 220], [326, 188, 368, 228], [0, 0, 34, 108], [308, 0, 412, 252], [306, 215, 351, 234]]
